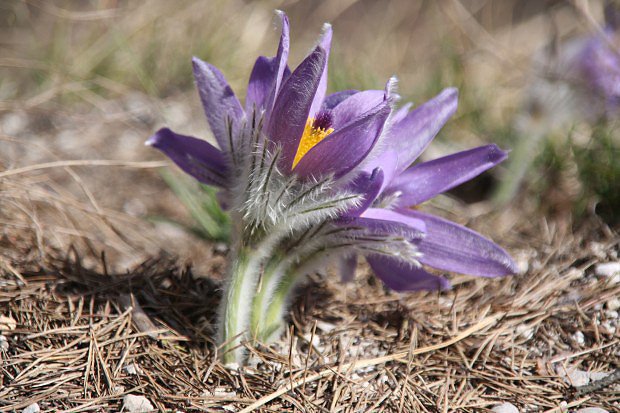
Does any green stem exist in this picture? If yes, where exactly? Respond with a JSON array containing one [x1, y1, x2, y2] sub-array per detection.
[[259, 264, 301, 343], [218, 242, 256, 365], [249, 253, 285, 342]]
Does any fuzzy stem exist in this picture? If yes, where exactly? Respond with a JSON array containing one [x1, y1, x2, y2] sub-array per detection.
[[259, 263, 302, 343], [249, 253, 286, 342], [218, 242, 255, 365]]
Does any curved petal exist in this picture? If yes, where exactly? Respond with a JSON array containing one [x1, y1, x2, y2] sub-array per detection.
[[246, 12, 290, 114], [331, 90, 386, 129], [293, 100, 390, 179], [339, 254, 358, 283], [359, 149, 399, 192], [146, 128, 229, 187], [388, 88, 458, 174], [359, 208, 426, 234], [367, 255, 450, 291], [404, 210, 518, 277], [323, 90, 358, 110], [309, 24, 332, 118], [346, 168, 384, 216], [267, 46, 327, 173], [389, 144, 508, 207], [391, 102, 413, 124], [192, 58, 244, 153]]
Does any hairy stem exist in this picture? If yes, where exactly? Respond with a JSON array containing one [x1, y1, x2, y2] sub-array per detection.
[[249, 253, 286, 342], [259, 261, 306, 343], [218, 241, 256, 365]]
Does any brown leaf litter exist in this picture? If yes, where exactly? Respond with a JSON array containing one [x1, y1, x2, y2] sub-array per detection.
[[0, 210, 618, 412]]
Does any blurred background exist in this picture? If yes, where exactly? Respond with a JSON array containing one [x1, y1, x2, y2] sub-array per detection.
[[0, 0, 618, 271]]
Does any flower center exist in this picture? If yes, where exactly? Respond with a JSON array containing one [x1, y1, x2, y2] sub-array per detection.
[[292, 111, 334, 169]]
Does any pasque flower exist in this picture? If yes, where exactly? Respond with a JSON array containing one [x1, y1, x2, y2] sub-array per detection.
[[146, 11, 516, 365]]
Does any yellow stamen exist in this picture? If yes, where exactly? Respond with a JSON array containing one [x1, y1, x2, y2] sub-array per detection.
[[292, 117, 334, 169]]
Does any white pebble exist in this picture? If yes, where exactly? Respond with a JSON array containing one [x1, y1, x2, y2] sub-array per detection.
[[516, 324, 534, 340], [571, 331, 585, 346], [595, 262, 620, 278], [124, 363, 142, 375], [0, 335, 8, 351], [22, 404, 40, 413], [0, 315, 17, 331], [574, 408, 609, 413], [606, 298, 620, 311], [123, 394, 154, 413], [492, 402, 519, 413]]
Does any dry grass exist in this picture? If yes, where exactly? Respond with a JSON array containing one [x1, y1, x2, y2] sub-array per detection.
[[1, 207, 618, 412]]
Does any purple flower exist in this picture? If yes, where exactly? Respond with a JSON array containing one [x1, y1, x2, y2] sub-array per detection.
[[338, 88, 517, 291], [146, 11, 516, 294], [578, 27, 620, 116]]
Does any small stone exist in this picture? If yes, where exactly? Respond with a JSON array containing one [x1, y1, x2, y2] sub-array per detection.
[[571, 331, 586, 346], [492, 402, 519, 413], [516, 324, 534, 340], [574, 408, 609, 413], [124, 363, 142, 375], [123, 394, 154, 413], [595, 262, 620, 279], [22, 404, 40, 413], [558, 367, 590, 387], [0, 315, 17, 331], [0, 335, 8, 351], [606, 298, 620, 311]]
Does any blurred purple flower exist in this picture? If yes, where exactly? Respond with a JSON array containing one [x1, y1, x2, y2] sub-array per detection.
[[146, 11, 516, 294], [578, 27, 620, 116]]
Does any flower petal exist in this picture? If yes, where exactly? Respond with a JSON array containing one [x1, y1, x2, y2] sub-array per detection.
[[309, 24, 332, 118], [389, 144, 508, 207], [192, 58, 244, 153], [293, 100, 390, 179], [346, 168, 384, 216], [322, 90, 358, 110], [389, 88, 458, 174], [339, 254, 358, 283], [146, 128, 228, 187], [331, 90, 386, 129], [359, 149, 399, 194], [404, 210, 518, 277], [359, 208, 426, 234], [246, 12, 290, 114], [391, 102, 413, 124], [267, 46, 327, 173], [367, 255, 450, 291]]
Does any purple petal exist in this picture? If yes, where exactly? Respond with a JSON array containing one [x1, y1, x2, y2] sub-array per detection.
[[309, 24, 332, 118], [367, 255, 450, 291], [389, 144, 508, 207], [293, 100, 390, 179], [323, 90, 358, 110], [346, 168, 384, 216], [267, 46, 327, 173], [246, 12, 290, 114], [404, 209, 518, 277], [359, 149, 399, 193], [392, 102, 413, 124], [339, 254, 358, 283], [331, 90, 386, 129], [359, 208, 426, 234], [192, 58, 244, 153], [389, 88, 458, 174], [146, 128, 228, 187]]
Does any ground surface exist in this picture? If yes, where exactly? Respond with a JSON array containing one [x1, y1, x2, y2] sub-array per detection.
[[1, 1, 619, 412]]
